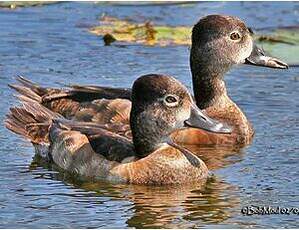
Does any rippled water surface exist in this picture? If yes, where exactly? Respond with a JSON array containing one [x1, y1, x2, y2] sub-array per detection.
[[0, 2, 298, 228]]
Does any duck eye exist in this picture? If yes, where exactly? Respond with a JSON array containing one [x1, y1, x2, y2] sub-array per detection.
[[230, 32, 241, 40], [164, 95, 179, 107]]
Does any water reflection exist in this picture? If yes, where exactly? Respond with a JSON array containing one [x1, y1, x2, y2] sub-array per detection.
[[123, 180, 240, 228], [28, 148, 241, 228], [183, 145, 245, 170]]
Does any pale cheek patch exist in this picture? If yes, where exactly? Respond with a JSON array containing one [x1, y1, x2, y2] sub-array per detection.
[[238, 38, 253, 63], [176, 108, 191, 125]]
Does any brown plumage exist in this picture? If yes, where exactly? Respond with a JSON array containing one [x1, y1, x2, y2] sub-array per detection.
[[8, 15, 287, 148], [9, 76, 132, 123], [6, 74, 231, 185]]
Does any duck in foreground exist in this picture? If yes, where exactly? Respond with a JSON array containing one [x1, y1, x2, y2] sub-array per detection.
[[6, 74, 231, 185], [9, 15, 288, 147]]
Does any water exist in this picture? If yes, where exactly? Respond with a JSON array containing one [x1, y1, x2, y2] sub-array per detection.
[[0, 2, 298, 228]]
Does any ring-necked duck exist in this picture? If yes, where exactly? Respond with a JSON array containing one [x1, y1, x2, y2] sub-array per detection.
[[6, 74, 231, 184]]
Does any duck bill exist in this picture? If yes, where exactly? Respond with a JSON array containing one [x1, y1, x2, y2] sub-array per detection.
[[244, 43, 288, 69], [184, 103, 232, 134]]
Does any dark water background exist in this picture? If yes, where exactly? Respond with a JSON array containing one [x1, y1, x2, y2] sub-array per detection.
[[0, 2, 298, 228]]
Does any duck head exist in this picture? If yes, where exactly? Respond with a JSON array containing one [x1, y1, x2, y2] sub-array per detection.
[[190, 14, 288, 77], [130, 74, 232, 157], [190, 15, 288, 109]]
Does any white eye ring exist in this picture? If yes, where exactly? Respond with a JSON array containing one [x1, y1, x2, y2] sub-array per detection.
[[163, 94, 179, 107], [230, 31, 241, 41]]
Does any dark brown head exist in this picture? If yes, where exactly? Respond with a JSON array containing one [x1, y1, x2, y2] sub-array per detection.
[[130, 74, 231, 157], [191, 15, 288, 79]]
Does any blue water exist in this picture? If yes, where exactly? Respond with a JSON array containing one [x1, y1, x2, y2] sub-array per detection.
[[0, 2, 298, 228]]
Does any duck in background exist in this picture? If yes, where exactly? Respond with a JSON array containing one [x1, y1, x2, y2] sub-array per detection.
[[9, 15, 288, 148], [6, 74, 231, 184]]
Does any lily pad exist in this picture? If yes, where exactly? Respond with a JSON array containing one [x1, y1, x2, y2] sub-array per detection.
[[0, 1, 57, 9], [89, 16, 299, 65], [89, 16, 191, 46]]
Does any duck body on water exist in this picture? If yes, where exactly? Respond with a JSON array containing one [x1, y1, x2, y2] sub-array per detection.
[[6, 75, 230, 184]]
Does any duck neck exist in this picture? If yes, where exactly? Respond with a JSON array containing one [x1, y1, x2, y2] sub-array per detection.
[[190, 49, 230, 109], [192, 73, 228, 109], [130, 107, 171, 158], [190, 49, 254, 144]]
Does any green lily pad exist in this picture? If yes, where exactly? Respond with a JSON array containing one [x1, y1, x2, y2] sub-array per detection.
[[0, 1, 57, 9], [89, 16, 191, 46]]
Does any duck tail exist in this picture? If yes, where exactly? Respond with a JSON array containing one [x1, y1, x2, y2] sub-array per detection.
[[8, 76, 50, 103], [5, 95, 62, 144], [16, 75, 49, 96]]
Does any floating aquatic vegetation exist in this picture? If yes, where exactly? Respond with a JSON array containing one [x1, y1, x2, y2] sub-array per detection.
[[89, 16, 191, 46], [89, 16, 299, 65], [0, 1, 57, 9]]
